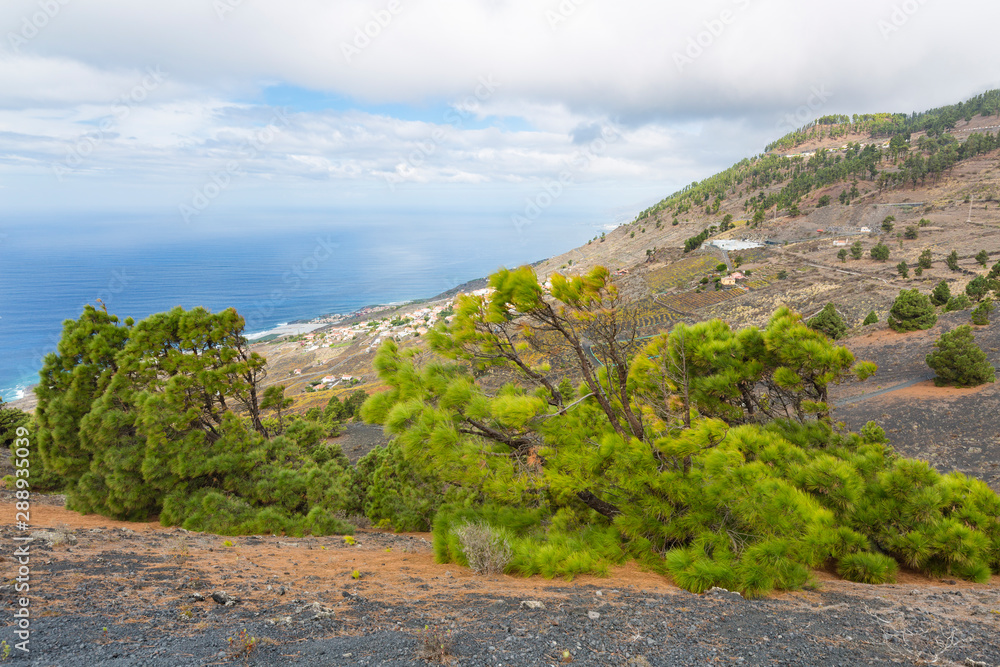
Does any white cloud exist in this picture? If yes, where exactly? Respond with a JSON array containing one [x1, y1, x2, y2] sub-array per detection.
[[0, 0, 998, 214]]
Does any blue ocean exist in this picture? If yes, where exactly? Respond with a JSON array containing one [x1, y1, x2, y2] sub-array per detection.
[[0, 208, 610, 400]]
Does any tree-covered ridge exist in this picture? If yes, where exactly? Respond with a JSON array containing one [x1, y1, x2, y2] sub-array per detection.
[[363, 266, 1000, 596], [768, 89, 1000, 153], [634, 89, 1000, 225]]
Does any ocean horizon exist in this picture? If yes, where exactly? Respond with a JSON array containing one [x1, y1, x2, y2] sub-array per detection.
[[0, 208, 615, 401]]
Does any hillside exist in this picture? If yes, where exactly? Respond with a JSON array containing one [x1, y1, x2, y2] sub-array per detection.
[[265, 91, 1000, 463], [6, 90, 1000, 667]]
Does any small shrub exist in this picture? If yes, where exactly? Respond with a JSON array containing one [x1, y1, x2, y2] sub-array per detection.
[[226, 629, 258, 664], [971, 299, 994, 326], [417, 625, 453, 663], [837, 552, 898, 584], [452, 521, 513, 575], [904, 226, 918, 240], [944, 295, 971, 312], [863, 311, 878, 326], [946, 250, 960, 271], [896, 262, 908, 279], [777, 270, 788, 280], [918, 249, 932, 269], [976, 250, 989, 267]]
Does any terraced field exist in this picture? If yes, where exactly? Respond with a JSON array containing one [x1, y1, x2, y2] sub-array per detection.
[[743, 272, 778, 289], [628, 296, 686, 333], [660, 286, 747, 312], [645, 256, 718, 292], [730, 248, 771, 264]]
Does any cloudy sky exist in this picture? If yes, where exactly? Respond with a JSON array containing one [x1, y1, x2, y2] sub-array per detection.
[[1, 0, 998, 227]]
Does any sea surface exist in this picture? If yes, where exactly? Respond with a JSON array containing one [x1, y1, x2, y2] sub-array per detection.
[[0, 209, 610, 400]]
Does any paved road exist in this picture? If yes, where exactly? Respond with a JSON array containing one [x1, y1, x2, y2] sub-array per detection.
[[833, 373, 936, 407]]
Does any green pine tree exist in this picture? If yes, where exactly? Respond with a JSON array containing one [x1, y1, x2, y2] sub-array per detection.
[[944, 295, 972, 312], [946, 250, 960, 271], [36, 305, 355, 535], [863, 311, 879, 326], [971, 299, 994, 326], [930, 281, 951, 307], [888, 289, 937, 332], [918, 249, 933, 269], [0, 399, 31, 450], [870, 243, 890, 261], [965, 275, 990, 302], [363, 265, 1000, 594], [807, 303, 848, 340], [926, 325, 996, 387]]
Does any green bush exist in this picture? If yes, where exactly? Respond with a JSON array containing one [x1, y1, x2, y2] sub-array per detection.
[[869, 242, 889, 262], [863, 311, 878, 326], [451, 521, 514, 575], [931, 281, 951, 307], [837, 552, 898, 584], [807, 303, 847, 340], [926, 325, 996, 387], [971, 299, 994, 326], [947, 250, 960, 271], [965, 275, 991, 302], [888, 289, 937, 331], [944, 295, 972, 312], [352, 441, 450, 532]]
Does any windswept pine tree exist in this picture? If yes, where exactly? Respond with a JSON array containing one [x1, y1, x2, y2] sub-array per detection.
[[36, 305, 356, 535], [364, 266, 1000, 596]]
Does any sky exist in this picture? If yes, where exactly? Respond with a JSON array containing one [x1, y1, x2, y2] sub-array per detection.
[[0, 0, 999, 228]]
